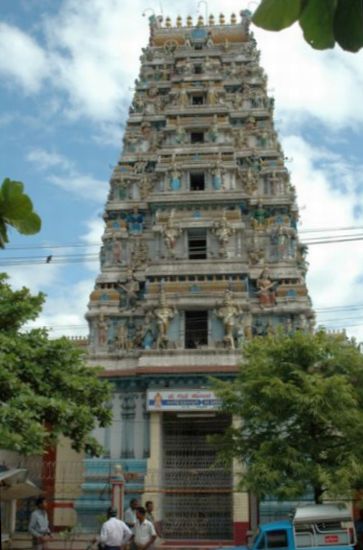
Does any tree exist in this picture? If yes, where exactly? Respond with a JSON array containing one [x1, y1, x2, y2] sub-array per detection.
[[252, 0, 363, 53], [213, 330, 363, 503], [0, 274, 112, 456], [0, 178, 41, 248]]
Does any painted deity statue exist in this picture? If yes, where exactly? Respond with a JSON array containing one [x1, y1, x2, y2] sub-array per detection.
[[97, 313, 108, 347], [119, 268, 140, 309], [215, 290, 242, 349], [169, 158, 181, 191], [256, 268, 276, 308], [126, 208, 145, 234], [212, 211, 234, 257], [153, 288, 177, 349], [163, 213, 181, 256]]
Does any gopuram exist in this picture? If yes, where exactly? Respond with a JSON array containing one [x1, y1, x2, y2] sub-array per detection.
[[71, 11, 314, 545]]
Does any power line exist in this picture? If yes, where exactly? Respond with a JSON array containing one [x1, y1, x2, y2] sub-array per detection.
[[4, 224, 363, 253]]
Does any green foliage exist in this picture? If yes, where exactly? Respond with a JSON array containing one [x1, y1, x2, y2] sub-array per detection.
[[0, 274, 112, 456], [0, 178, 41, 248], [212, 330, 363, 503], [252, 0, 363, 52]]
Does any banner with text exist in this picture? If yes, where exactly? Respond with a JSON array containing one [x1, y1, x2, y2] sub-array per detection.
[[147, 389, 221, 411]]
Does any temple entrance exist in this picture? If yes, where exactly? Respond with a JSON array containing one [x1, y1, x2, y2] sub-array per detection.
[[162, 413, 233, 540]]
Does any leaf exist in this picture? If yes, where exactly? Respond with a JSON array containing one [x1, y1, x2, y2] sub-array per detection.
[[252, 0, 302, 31], [334, 0, 363, 52], [0, 178, 41, 241], [11, 212, 42, 234], [299, 0, 337, 49]]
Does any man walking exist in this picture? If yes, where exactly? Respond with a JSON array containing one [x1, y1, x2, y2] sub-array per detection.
[[28, 497, 52, 550], [95, 507, 132, 550], [134, 506, 156, 550]]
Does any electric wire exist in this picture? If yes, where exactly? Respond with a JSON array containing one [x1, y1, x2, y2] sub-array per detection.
[[2, 233, 363, 268]]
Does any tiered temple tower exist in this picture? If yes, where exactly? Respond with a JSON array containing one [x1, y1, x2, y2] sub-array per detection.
[[82, 10, 314, 544]]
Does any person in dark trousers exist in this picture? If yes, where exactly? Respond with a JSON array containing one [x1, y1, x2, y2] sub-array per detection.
[[94, 506, 133, 550], [28, 497, 52, 550]]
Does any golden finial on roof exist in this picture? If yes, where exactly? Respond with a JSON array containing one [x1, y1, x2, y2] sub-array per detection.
[[176, 15, 182, 27], [219, 13, 225, 25], [197, 15, 204, 26], [209, 14, 215, 25], [231, 13, 237, 24], [186, 15, 193, 27], [165, 16, 171, 28]]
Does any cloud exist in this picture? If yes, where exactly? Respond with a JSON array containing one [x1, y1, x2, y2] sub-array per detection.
[[27, 147, 108, 203], [42, 0, 143, 121], [282, 135, 363, 340], [26, 148, 72, 171], [0, 22, 48, 93], [47, 173, 107, 203], [79, 217, 104, 273], [2, 0, 363, 131], [256, 25, 363, 131], [28, 278, 93, 337]]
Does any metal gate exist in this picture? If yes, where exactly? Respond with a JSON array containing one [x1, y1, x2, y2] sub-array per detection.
[[162, 413, 233, 540]]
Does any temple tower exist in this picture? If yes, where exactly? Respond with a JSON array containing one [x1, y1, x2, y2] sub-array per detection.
[[83, 10, 314, 544]]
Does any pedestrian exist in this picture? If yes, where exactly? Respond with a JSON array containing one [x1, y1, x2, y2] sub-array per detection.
[[124, 498, 138, 529], [28, 497, 52, 550], [145, 501, 161, 537], [94, 506, 133, 550], [134, 506, 156, 550]]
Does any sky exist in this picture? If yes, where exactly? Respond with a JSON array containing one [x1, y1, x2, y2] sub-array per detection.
[[1, 0, 363, 341]]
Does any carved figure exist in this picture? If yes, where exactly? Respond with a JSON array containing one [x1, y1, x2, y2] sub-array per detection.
[[139, 175, 154, 199], [212, 211, 234, 257], [169, 159, 181, 191], [248, 247, 264, 265], [206, 32, 214, 47], [131, 238, 149, 269], [207, 86, 218, 106], [256, 268, 276, 308], [126, 208, 144, 234], [119, 269, 140, 309], [215, 290, 241, 349], [245, 116, 256, 132], [175, 118, 187, 144], [97, 314, 108, 346], [116, 322, 128, 349], [251, 203, 268, 228], [154, 288, 176, 349], [211, 158, 224, 190], [178, 86, 189, 108], [112, 237, 122, 265], [142, 311, 155, 349], [183, 59, 193, 75], [163, 214, 181, 256]]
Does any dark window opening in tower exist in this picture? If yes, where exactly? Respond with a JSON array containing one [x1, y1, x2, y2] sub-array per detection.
[[191, 132, 204, 144], [188, 229, 207, 259], [191, 94, 205, 105], [194, 64, 203, 74], [185, 310, 208, 348], [190, 172, 205, 191]]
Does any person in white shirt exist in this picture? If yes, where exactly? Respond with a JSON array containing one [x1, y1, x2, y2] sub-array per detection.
[[94, 507, 132, 550], [134, 506, 157, 550], [28, 497, 52, 550], [124, 498, 138, 529]]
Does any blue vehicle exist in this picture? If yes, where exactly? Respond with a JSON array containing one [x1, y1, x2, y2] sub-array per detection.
[[225, 504, 356, 550]]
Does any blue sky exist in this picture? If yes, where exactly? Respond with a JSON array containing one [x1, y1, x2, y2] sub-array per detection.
[[1, 0, 363, 340]]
